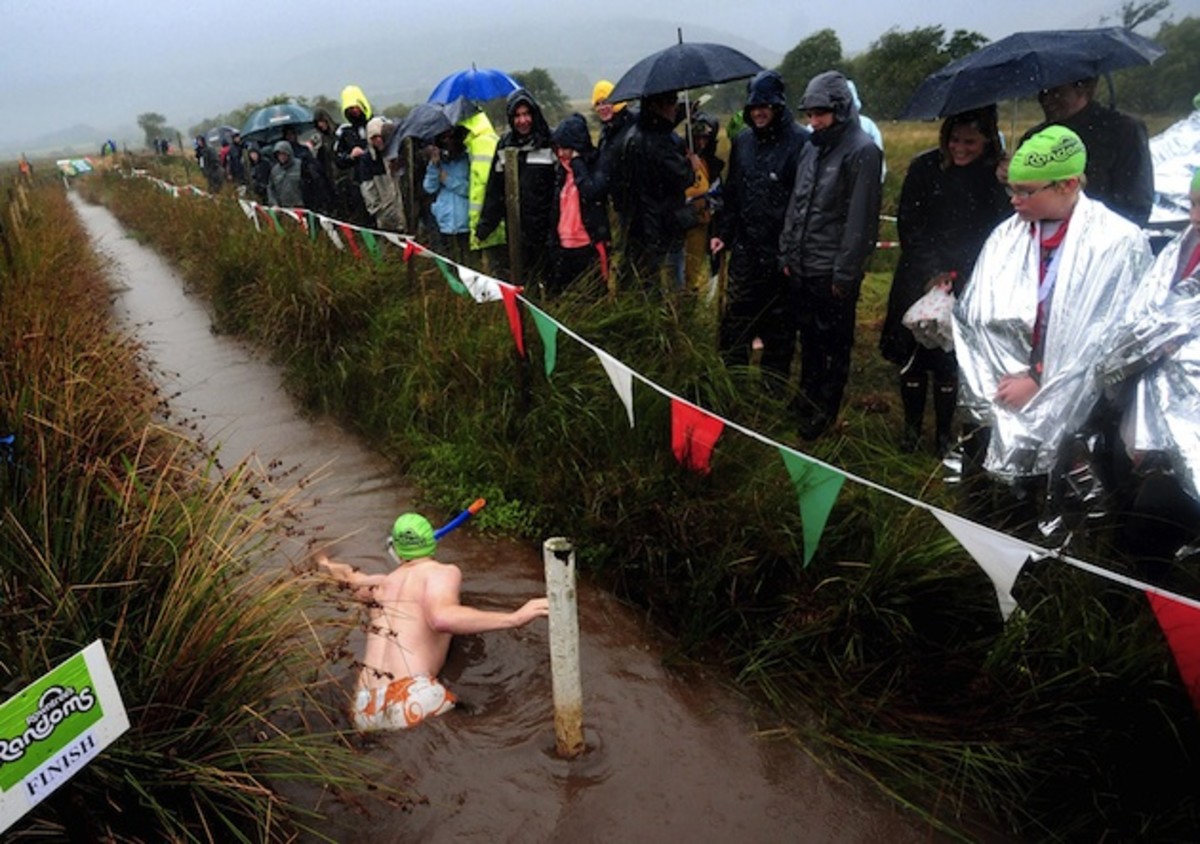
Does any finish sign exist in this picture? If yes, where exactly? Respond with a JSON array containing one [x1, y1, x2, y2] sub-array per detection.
[[0, 641, 129, 833]]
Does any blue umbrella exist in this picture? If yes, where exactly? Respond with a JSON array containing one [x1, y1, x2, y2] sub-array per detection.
[[428, 64, 519, 104], [901, 27, 1165, 120], [607, 38, 762, 103], [240, 103, 315, 144]]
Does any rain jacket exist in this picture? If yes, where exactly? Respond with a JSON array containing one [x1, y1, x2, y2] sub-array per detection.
[[548, 113, 610, 248], [423, 150, 470, 235], [475, 89, 556, 252], [779, 71, 882, 297], [335, 85, 374, 183], [953, 193, 1152, 479], [361, 120, 405, 231], [267, 141, 304, 208], [716, 71, 808, 266], [244, 142, 271, 203], [460, 110, 506, 249], [879, 146, 1011, 364], [611, 104, 695, 258]]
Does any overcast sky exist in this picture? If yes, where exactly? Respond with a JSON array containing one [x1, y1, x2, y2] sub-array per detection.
[[3, 0, 1197, 153]]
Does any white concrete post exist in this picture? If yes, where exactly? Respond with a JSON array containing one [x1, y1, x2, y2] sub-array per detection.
[[543, 536, 584, 758]]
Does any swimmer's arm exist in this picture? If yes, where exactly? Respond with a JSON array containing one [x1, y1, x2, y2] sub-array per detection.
[[424, 568, 549, 634], [315, 553, 387, 602]]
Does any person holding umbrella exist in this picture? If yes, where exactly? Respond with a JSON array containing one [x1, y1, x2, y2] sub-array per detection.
[[610, 89, 699, 292], [422, 127, 471, 262], [1021, 78, 1154, 227]]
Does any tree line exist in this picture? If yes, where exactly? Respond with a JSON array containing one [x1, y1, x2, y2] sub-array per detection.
[[141, 4, 1198, 149]]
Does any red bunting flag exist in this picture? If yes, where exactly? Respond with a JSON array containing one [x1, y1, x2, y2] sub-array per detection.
[[402, 240, 418, 263], [339, 224, 362, 259], [498, 282, 525, 357], [1147, 590, 1200, 713], [670, 398, 725, 475]]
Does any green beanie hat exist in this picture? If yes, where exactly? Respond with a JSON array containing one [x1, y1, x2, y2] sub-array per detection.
[[390, 513, 436, 560], [1008, 125, 1087, 184]]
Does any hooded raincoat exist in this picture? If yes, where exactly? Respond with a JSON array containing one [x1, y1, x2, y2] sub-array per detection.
[[715, 70, 808, 374], [267, 141, 304, 208], [476, 89, 556, 278]]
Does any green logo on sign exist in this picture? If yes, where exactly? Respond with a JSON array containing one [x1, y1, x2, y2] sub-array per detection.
[[0, 652, 105, 791]]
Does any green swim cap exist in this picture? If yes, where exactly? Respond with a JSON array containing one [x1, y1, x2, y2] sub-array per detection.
[[1191, 167, 1200, 195], [390, 513, 436, 560], [1008, 126, 1087, 184]]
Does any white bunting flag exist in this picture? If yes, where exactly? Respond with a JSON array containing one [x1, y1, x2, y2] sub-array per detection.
[[458, 267, 503, 303], [595, 349, 635, 428], [319, 217, 344, 250], [933, 510, 1034, 620]]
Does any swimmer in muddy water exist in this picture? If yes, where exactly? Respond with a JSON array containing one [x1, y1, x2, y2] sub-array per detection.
[[315, 512, 549, 730]]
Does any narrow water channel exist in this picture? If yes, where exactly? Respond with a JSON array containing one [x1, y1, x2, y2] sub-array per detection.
[[72, 192, 933, 843]]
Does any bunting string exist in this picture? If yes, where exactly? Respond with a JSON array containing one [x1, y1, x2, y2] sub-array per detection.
[[124, 169, 1200, 626]]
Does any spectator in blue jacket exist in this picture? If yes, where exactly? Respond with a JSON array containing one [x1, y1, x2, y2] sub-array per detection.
[[422, 127, 471, 262]]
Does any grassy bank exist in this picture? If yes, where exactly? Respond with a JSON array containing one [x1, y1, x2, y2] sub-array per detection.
[[0, 178, 382, 841], [80, 138, 1200, 840]]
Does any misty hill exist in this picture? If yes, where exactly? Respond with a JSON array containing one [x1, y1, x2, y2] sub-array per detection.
[[0, 123, 108, 159], [192, 17, 781, 122]]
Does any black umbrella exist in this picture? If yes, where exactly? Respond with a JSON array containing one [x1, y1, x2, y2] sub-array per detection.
[[384, 97, 471, 160], [608, 32, 763, 103], [204, 125, 238, 146], [901, 27, 1165, 120], [240, 103, 315, 145]]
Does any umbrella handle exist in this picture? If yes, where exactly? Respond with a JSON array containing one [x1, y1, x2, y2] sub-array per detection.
[[434, 498, 487, 540]]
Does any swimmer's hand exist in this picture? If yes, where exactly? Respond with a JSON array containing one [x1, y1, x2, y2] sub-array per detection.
[[514, 597, 550, 627], [315, 552, 358, 581]]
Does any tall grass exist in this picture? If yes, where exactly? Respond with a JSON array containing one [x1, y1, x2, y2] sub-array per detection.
[[79, 149, 1200, 840], [1, 181, 382, 841]]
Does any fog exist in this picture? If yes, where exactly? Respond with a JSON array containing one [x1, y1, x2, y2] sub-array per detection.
[[3, 0, 1194, 155]]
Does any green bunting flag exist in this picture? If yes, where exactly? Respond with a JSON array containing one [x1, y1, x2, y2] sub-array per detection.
[[306, 211, 319, 241], [778, 448, 845, 566], [529, 307, 559, 377], [360, 230, 383, 265], [265, 208, 284, 234], [435, 258, 470, 297]]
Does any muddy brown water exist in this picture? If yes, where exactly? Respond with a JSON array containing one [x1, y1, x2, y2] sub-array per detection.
[[73, 193, 939, 843]]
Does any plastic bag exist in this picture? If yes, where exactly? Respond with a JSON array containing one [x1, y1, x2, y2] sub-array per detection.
[[902, 285, 956, 352]]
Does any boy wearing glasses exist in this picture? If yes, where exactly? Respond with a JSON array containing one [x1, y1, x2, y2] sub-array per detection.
[[953, 126, 1151, 520]]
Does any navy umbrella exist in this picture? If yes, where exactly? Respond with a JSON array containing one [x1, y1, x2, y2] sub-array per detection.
[[240, 103, 315, 144], [385, 97, 471, 160], [607, 36, 763, 103], [901, 27, 1165, 120], [204, 125, 238, 146], [428, 65, 519, 104]]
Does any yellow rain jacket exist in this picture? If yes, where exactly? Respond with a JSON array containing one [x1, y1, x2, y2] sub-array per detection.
[[460, 110, 506, 250], [340, 85, 373, 122]]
